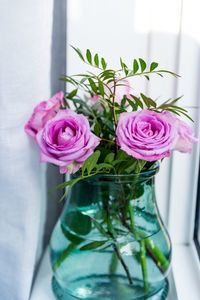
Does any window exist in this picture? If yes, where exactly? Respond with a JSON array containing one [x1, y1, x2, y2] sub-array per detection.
[[194, 161, 200, 259]]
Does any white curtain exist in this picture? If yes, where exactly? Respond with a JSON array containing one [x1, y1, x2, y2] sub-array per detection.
[[0, 1, 66, 299]]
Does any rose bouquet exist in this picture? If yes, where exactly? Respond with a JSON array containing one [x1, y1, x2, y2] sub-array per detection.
[[25, 47, 197, 299]]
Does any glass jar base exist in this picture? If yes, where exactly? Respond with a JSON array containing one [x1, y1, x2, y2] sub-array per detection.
[[52, 275, 169, 300]]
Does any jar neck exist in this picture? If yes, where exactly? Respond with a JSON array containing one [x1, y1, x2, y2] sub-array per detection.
[[71, 162, 159, 185]]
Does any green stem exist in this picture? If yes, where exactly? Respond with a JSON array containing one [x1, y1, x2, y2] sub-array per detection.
[[140, 233, 170, 273], [112, 243, 133, 285], [101, 138, 115, 144], [112, 80, 118, 156], [128, 201, 139, 239], [128, 201, 148, 291], [140, 240, 148, 293], [116, 69, 179, 83], [106, 198, 133, 285]]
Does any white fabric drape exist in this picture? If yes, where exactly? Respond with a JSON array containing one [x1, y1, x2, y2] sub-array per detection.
[[0, 1, 66, 299]]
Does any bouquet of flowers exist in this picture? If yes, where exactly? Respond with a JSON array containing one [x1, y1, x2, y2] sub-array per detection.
[[25, 47, 198, 299], [25, 46, 197, 191]]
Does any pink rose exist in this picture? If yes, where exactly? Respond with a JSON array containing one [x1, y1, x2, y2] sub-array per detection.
[[90, 79, 131, 105], [162, 111, 198, 153], [25, 91, 64, 139], [108, 79, 131, 104], [36, 109, 100, 174], [116, 110, 177, 161]]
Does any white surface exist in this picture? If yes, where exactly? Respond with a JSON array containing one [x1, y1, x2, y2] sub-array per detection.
[[0, 1, 67, 300], [172, 243, 200, 300], [30, 247, 177, 300]]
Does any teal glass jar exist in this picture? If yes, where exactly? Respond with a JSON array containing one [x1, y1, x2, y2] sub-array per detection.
[[50, 164, 171, 300]]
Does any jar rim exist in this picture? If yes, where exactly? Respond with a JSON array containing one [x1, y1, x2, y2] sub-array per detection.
[[72, 162, 160, 182]]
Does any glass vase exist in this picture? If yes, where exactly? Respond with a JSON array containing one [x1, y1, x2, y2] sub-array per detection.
[[50, 164, 171, 300]]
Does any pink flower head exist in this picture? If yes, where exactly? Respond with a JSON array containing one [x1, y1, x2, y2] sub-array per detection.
[[25, 91, 64, 139], [109, 79, 131, 104], [162, 111, 198, 153], [90, 94, 103, 111], [36, 109, 101, 174], [90, 79, 131, 105], [116, 110, 177, 161]]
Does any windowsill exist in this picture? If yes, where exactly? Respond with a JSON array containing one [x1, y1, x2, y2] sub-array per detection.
[[172, 243, 200, 300], [30, 247, 179, 300]]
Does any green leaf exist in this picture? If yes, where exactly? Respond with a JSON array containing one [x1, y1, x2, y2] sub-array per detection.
[[135, 160, 146, 173], [91, 102, 102, 111], [120, 57, 124, 70], [145, 75, 150, 80], [116, 149, 129, 160], [120, 58, 128, 75], [139, 58, 146, 72], [104, 152, 115, 163], [80, 77, 89, 84], [177, 110, 194, 122], [86, 49, 92, 64], [146, 97, 157, 108], [92, 219, 108, 237], [131, 183, 144, 198], [109, 252, 118, 274], [170, 105, 188, 112], [53, 243, 77, 272], [157, 70, 180, 78], [94, 53, 99, 67], [112, 159, 127, 166], [140, 93, 157, 108], [59, 176, 83, 201], [99, 70, 114, 79], [156, 73, 163, 77], [65, 210, 92, 235], [124, 160, 137, 174], [94, 122, 101, 136], [59, 77, 77, 85], [158, 96, 183, 109], [165, 108, 181, 116], [130, 94, 143, 109], [49, 179, 74, 193], [115, 108, 127, 114], [61, 224, 84, 244], [67, 89, 78, 99], [80, 240, 107, 251], [140, 93, 150, 108], [150, 62, 159, 72], [121, 96, 127, 107], [98, 80, 104, 97], [96, 163, 114, 171], [70, 45, 85, 61], [127, 98, 137, 111], [67, 98, 89, 109], [88, 78, 98, 93], [82, 150, 101, 175], [124, 67, 128, 76], [101, 57, 107, 70], [133, 59, 139, 73]]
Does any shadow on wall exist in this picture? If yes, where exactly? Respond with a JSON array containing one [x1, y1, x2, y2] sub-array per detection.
[[43, 0, 67, 249]]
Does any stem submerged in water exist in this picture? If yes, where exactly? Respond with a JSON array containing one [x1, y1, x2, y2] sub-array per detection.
[[140, 240, 148, 293], [106, 198, 133, 285], [128, 201, 149, 292]]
